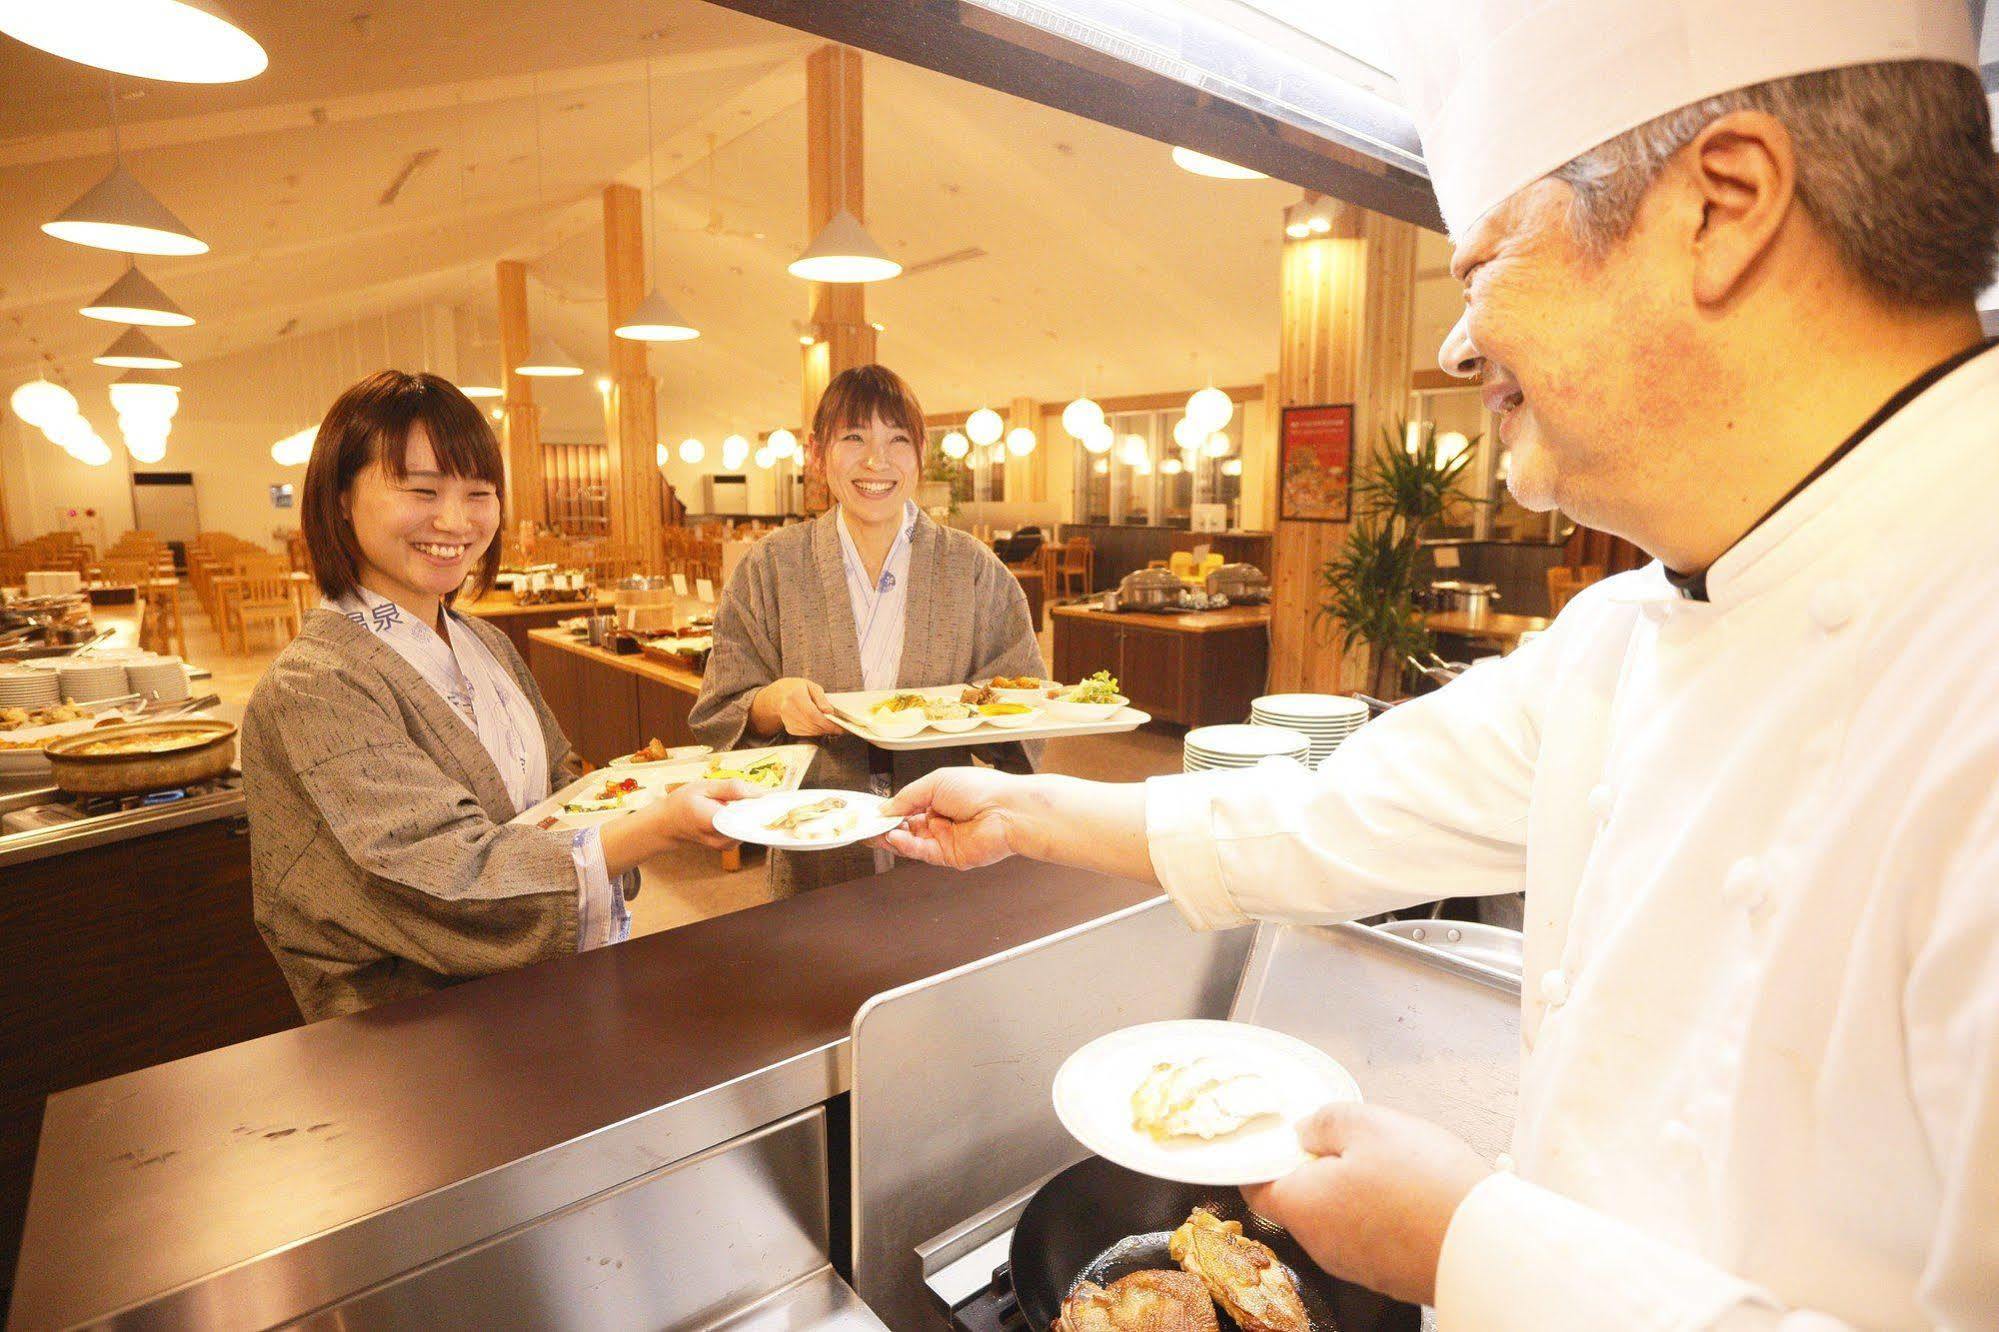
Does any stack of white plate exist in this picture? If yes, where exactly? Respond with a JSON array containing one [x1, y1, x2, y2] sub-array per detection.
[[1183, 723, 1309, 773], [55, 659, 128, 703], [0, 665, 61, 711], [126, 656, 190, 702], [1250, 694, 1370, 768], [24, 570, 83, 596]]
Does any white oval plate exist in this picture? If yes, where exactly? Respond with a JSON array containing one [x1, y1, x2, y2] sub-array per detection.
[[712, 789, 901, 851], [978, 707, 1041, 729], [1052, 1019, 1362, 1185], [609, 743, 712, 768]]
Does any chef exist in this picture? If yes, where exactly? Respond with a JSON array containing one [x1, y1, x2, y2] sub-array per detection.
[[883, 2, 1999, 1327]]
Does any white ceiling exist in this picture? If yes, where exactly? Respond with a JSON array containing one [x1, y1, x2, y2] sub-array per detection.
[[0, 0, 1310, 442]]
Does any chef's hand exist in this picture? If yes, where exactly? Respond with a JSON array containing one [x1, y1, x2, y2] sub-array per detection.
[[878, 767, 1028, 869], [751, 677, 843, 737], [655, 779, 759, 850], [1241, 1103, 1491, 1308]]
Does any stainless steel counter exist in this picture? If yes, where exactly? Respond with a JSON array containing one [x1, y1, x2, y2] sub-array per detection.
[[8, 859, 1158, 1329], [0, 776, 244, 869]]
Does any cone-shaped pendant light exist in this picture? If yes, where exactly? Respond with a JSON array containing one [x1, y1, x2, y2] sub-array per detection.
[[45, 163, 207, 256], [0, 0, 267, 83], [80, 263, 193, 326], [788, 209, 900, 283], [615, 288, 700, 342], [514, 336, 583, 377], [94, 326, 181, 370], [457, 380, 503, 399], [110, 367, 181, 417]]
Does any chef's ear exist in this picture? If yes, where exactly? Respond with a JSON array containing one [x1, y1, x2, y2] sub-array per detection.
[[1684, 109, 1798, 309]]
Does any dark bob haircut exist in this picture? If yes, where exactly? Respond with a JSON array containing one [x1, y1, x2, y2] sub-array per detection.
[[300, 370, 506, 604], [809, 363, 927, 457]]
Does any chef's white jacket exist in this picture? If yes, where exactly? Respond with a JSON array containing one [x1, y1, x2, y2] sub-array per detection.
[[1145, 344, 1999, 1330]]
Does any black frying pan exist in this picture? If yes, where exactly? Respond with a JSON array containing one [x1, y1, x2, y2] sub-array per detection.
[[1009, 1155, 1420, 1332]]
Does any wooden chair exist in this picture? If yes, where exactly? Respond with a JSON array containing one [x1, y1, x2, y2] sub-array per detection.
[[1057, 538, 1095, 598], [141, 578, 187, 658], [1546, 564, 1605, 615], [232, 557, 301, 652], [99, 557, 152, 587]]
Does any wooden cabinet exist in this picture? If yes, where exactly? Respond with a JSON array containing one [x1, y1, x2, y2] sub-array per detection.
[[635, 679, 699, 750], [1052, 606, 1269, 729], [528, 636, 701, 768]]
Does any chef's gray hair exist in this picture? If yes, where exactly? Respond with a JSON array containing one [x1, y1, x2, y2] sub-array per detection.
[[1552, 61, 1999, 307]]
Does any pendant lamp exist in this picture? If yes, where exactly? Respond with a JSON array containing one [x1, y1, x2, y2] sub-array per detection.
[[0, 0, 267, 83], [45, 164, 206, 256], [766, 428, 798, 461], [81, 263, 192, 326], [787, 53, 898, 283], [1061, 396, 1103, 438], [940, 430, 969, 460], [1171, 147, 1268, 180], [965, 407, 1003, 447], [10, 378, 79, 429], [94, 326, 180, 370], [1006, 426, 1036, 457], [616, 60, 702, 342], [678, 437, 705, 464], [513, 336, 582, 377], [110, 368, 180, 418], [457, 381, 503, 400]]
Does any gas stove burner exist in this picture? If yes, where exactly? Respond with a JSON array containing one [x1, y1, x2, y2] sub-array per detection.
[[951, 1264, 1025, 1332]]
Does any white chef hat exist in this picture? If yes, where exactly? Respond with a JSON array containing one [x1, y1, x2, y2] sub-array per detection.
[[1386, 1, 1980, 236]]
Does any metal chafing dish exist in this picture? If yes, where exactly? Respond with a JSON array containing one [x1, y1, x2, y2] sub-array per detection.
[[1114, 566, 1186, 610], [1428, 578, 1501, 615], [1204, 561, 1270, 603]]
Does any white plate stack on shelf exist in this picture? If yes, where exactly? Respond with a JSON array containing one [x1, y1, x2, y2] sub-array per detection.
[[1250, 693, 1370, 769], [55, 659, 128, 703], [125, 656, 190, 702], [0, 665, 61, 711], [1183, 723, 1309, 774]]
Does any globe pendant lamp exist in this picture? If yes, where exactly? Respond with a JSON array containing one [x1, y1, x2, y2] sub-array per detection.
[[1061, 396, 1103, 439], [10, 378, 79, 429], [766, 428, 798, 461], [0, 0, 267, 83], [722, 434, 750, 470], [1186, 386, 1234, 432], [965, 407, 1003, 447], [513, 336, 582, 377], [1006, 426, 1036, 457], [45, 164, 207, 256], [789, 209, 901, 283], [81, 263, 192, 326], [94, 327, 180, 370], [678, 437, 705, 465], [615, 289, 699, 342], [940, 430, 969, 460]]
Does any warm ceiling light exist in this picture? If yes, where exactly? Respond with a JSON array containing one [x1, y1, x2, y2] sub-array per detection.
[[594, 376, 612, 393], [80, 264, 192, 326], [44, 165, 207, 256], [788, 209, 901, 283], [722, 433, 750, 469], [1221, 458, 1243, 477], [614, 289, 700, 342], [940, 430, 969, 460], [1308, 213, 1332, 235], [94, 326, 180, 369], [1061, 396, 1103, 439], [1161, 457, 1184, 475], [965, 407, 1003, 447], [1171, 417, 1201, 450], [1171, 146, 1268, 180], [1119, 435, 1149, 467], [11, 378, 78, 428], [1186, 386, 1233, 432], [458, 382, 503, 400], [766, 428, 798, 460], [110, 368, 179, 418], [0, 0, 267, 83], [1006, 426, 1036, 457], [1092, 457, 1109, 476], [678, 437, 705, 465], [1082, 422, 1114, 454], [515, 337, 583, 377], [798, 333, 815, 347], [753, 445, 774, 470], [1285, 220, 1311, 240], [1203, 433, 1232, 458]]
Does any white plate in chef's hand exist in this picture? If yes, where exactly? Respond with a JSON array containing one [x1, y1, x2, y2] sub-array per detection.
[[711, 789, 901, 851], [1052, 1019, 1363, 1186]]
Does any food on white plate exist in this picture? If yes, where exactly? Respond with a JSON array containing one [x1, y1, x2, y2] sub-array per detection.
[[1169, 1208, 1309, 1332], [960, 683, 999, 707], [705, 754, 789, 789], [1056, 1270, 1219, 1332], [873, 692, 930, 715], [979, 701, 1033, 716], [766, 795, 858, 841], [561, 775, 643, 814], [921, 699, 975, 722], [988, 674, 1044, 691], [1130, 1058, 1281, 1142], [0, 703, 87, 731], [1057, 670, 1124, 705]]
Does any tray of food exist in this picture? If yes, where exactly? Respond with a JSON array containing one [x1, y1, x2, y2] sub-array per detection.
[[511, 743, 817, 832], [0, 704, 140, 777], [822, 672, 1146, 750], [711, 789, 901, 851]]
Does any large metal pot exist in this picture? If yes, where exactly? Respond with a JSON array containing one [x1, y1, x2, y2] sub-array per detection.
[[1116, 567, 1186, 610], [1204, 562, 1270, 603], [1428, 579, 1501, 615], [43, 718, 237, 795]]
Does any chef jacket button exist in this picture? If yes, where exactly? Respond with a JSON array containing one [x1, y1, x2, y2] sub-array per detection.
[[1808, 581, 1859, 632], [1723, 856, 1769, 912], [1587, 783, 1615, 820], [1539, 967, 1570, 1006], [1494, 1153, 1516, 1173]]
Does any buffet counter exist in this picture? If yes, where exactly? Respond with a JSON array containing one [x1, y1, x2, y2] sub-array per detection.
[[1050, 602, 1270, 728], [524, 625, 703, 768], [8, 860, 1161, 1330], [457, 593, 612, 659]]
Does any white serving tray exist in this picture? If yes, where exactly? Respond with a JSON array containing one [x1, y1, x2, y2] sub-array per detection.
[[823, 686, 1149, 751], [509, 742, 817, 832]]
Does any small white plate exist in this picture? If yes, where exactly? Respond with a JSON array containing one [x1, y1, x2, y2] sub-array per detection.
[[977, 706, 1041, 729], [609, 743, 713, 768], [712, 789, 901, 851], [1044, 693, 1128, 722], [1052, 1019, 1362, 1186], [926, 714, 982, 734]]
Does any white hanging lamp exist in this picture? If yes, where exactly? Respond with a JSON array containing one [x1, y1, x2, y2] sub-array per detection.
[[721, 433, 750, 469], [10, 377, 79, 429], [94, 326, 180, 370], [678, 437, 705, 465], [1186, 385, 1234, 432], [80, 263, 192, 326], [0, 0, 267, 83], [514, 335, 582, 377], [1170, 147, 1268, 180], [940, 430, 969, 460], [789, 210, 900, 283], [1061, 396, 1103, 439], [965, 407, 1003, 447], [457, 379, 503, 400], [766, 428, 798, 461], [1082, 422, 1114, 454], [1006, 426, 1036, 457], [45, 163, 206, 255], [110, 368, 179, 418], [617, 60, 702, 342]]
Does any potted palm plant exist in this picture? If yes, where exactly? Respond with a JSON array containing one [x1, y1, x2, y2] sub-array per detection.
[[1317, 420, 1481, 698]]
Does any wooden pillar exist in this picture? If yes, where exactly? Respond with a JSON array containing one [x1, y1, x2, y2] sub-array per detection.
[[1005, 395, 1041, 502], [800, 44, 878, 515], [603, 182, 661, 561], [494, 261, 545, 529], [1267, 201, 1418, 694]]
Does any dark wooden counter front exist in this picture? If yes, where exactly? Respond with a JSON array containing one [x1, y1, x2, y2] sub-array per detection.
[[11, 861, 1161, 1330], [458, 595, 612, 659], [1051, 603, 1270, 728], [526, 626, 704, 767]]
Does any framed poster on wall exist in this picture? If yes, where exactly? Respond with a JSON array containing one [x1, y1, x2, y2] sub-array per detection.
[[1277, 403, 1355, 523]]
